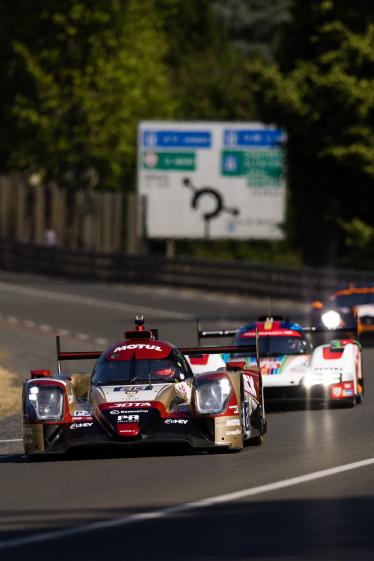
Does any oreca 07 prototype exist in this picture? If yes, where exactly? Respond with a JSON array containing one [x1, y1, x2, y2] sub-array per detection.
[[23, 317, 266, 458]]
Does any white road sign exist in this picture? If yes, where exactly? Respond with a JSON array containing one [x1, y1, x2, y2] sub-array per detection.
[[138, 121, 286, 239]]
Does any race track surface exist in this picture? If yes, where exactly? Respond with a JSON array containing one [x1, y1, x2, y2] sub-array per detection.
[[0, 270, 373, 561]]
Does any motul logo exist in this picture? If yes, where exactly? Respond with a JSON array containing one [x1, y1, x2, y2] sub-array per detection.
[[113, 344, 162, 352]]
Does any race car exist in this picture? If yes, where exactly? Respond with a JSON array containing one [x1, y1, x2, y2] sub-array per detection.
[[22, 316, 266, 459], [197, 317, 363, 406], [311, 285, 374, 340]]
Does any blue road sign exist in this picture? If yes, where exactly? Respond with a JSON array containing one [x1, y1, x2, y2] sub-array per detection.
[[142, 130, 211, 149], [223, 129, 284, 148]]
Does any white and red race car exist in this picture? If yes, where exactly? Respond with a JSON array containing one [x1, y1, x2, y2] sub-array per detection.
[[193, 317, 363, 406], [22, 316, 266, 459]]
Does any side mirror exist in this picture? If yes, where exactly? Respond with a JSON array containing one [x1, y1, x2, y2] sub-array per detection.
[[30, 369, 51, 379]]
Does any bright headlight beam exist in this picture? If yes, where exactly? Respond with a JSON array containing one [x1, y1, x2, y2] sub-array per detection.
[[321, 310, 341, 330]]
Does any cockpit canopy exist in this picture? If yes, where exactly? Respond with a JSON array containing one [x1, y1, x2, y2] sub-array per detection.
[[92, 343, 192, 385], [233, 320, 310, 357]]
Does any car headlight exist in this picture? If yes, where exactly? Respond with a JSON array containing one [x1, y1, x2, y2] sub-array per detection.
[[195, 377, 231, 415], [321, 310, 341, 330], [28, 385, 64, 420]]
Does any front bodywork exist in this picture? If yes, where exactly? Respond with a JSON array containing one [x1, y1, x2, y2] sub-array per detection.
[[196, 318, 363, 405], [229, 340, 362, 404], [23, 335, 265, 457]]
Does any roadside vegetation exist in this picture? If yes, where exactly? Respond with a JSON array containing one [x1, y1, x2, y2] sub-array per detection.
[[0, 0, 372, 268], [0, 367, 22, 418]]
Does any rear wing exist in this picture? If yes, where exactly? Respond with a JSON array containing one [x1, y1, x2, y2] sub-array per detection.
[[302, 325, 358, 337], [196, 318, 358, 345], [56, 335, 101, 374], [189, 322, 260, 369], [55, 334, 261, 375], [196, 318, 238, 344]]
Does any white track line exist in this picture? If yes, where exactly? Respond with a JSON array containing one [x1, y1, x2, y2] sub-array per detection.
[[1, 315, 108, 346], [0, 439, 22, 443], [0, 282, 191, 320], [1, 456, 374, 550]]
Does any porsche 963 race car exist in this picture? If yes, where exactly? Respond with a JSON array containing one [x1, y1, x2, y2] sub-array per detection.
[[197, 316, 363, 406], [22, 316, 266, 459]]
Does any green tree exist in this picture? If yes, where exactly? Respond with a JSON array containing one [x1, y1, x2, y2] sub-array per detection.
[[248, 0, 374, 266], [0, 0, 175, 191], [213, 0, 292, 61], [155, 0, 258, 120]]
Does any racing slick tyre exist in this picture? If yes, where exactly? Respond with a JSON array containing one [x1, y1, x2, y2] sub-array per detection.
[[247, 408, 267, 446]]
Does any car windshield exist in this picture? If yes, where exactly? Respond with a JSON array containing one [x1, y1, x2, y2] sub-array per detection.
[[92, 357, 187, 385], [233, 334, 308, 357], [334, 293, 374, 307]]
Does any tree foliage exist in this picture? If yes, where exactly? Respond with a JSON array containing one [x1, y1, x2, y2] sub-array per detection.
[[0, 0, 175, 190], [155, 0, 259, 120], [248, 0, 374, 265], [213, 0, 292, 60]]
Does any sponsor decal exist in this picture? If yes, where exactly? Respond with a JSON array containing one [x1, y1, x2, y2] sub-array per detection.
[[110, 409, 149, 415], [73, 410, 91, 416], [118, 414, 140, 423], [243, 374, 256, 396], [226, 419, 241, 427], [241, 330, 301, 337], [113, 344, 162, 353], [113, 385, 151, 393], [164, 419, 188, 425], [70, 422, 93, 430], [229, 405, 239, 414], [117, 423, 139, 436], [175, 381, 192, 401], [112, 402, 152, 408], [226, 429, 242, 436], [260, 358, 283, 375], [72, 416, 93, 421], [243, 401, 250, 431]]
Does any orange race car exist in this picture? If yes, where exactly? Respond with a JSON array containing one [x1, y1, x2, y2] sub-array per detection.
[[311, 286, 374, 339]]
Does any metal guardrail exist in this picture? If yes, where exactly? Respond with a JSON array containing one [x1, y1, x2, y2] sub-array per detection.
[[1, 237, 374, 300]]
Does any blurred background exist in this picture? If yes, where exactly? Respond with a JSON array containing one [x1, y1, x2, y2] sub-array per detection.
[[0, 0, 372, 270]]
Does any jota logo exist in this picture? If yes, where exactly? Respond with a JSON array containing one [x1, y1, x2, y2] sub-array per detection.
[[113, 344, 162, 353], [112, 402, 152, 408]]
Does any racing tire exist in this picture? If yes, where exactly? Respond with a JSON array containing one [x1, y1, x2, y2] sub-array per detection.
[[248, 434, 264, 446], [247, 416, 266, 446], [329, 398, 355, 409]]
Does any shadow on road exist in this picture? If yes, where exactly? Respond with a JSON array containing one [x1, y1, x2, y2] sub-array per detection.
[[1, 495, 374, 560]]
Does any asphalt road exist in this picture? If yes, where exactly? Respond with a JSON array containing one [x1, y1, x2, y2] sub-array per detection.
[[0, 270, 374, 561]]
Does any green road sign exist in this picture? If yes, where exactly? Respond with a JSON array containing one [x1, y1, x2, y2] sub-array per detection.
[[221, 149, 284, 186], [142, 151, 196, 171]]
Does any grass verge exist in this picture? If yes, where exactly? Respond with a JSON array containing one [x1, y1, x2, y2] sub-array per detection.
[[0, 367, 22, 417]]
